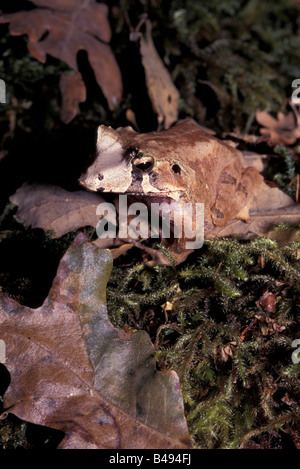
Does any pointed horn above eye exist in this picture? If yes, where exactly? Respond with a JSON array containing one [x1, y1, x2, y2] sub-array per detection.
[[96, 125, 119, 145]]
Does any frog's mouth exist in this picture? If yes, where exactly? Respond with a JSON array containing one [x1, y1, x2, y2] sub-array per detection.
[[125, 193, 183, 205], [103, 190, 185, 205], [92, 170, 185, 200], [126, 168, 185, 201]]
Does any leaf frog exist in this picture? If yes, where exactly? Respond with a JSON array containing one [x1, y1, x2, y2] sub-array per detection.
[[79, 119, 264, 264]]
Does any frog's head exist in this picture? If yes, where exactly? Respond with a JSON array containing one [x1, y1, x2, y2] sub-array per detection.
[[79, 123, 196, 202]]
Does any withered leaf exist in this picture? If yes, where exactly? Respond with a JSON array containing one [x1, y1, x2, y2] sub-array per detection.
[[9, 183, 133, 256], [59, 72, 86, 124], [10, 183, 104, 238], [254, 314, 270, 336], [220, 342, 236, 362], [0, 239, 191, 449], [210, 181, 300, 240], [242, 151, 268, 173], [256, 109, 300, 145], [131, 20, 179, 129], [0, 0, 123, 122], [254, 314, 285, 336], [258, 292, 276, 313], [222, 131, 264, 145]]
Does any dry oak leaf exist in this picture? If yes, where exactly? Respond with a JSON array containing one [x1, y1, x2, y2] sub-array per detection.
[[9, 183, 133, 255], [131, 19, 179, 129], [0, 0, 123, 123], [255, 109, 300, 145], [59, 72, 87, 124], [210, 180, 300, 240], [10, 183, 105, 238], [0, 239, 191, 449]]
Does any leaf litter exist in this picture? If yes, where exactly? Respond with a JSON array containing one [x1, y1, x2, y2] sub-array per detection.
[[0, 235, 191, 449], [0, 0, 123, 122]]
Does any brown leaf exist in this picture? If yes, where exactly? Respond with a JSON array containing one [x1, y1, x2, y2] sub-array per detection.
[[0, 239, 191, 449], [125, 109, 139, 131], [242, 151, 268, 173], [256, 109, 300, 145], [131, 20, 179, 129], [267, 318, 286, 334], [10, 183, 105, 238], [222, 131, 264, 145], [9, 183, 135, 260], [209, 181, 300, 240], [0, 0, 123, 121], [258, 292, 276, 313], [254, 314, 285, 336], [220, 342, 236, 362], [59, 72, 86, 124]]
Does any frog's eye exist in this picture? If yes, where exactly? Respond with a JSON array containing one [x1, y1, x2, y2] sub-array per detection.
[[172, 164, 181, 175], [132, 154, 155, 173]]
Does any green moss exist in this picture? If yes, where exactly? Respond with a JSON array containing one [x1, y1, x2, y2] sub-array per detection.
[[0, 419, 29, 449], [107, 235, 300, 448], [273, 145, 297, 198]]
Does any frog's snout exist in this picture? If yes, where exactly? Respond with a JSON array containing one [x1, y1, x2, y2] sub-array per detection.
[[132, 154, 155, 174]]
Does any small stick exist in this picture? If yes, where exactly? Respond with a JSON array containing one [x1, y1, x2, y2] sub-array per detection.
[[213, 261, 223, 277], [288, 173, 299, 202], [288, 175, 297, 186]]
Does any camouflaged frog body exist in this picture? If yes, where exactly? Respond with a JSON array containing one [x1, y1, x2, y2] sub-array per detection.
[[79, 119, 263, 235]]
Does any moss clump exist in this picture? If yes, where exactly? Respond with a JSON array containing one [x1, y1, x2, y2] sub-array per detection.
[[107, 236, 300, 448]]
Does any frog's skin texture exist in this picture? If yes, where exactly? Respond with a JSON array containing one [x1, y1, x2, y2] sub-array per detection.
[[79, 119, 263, 264]]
